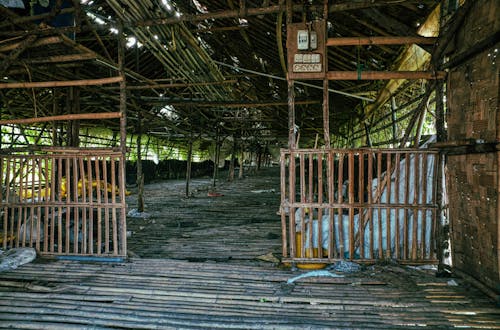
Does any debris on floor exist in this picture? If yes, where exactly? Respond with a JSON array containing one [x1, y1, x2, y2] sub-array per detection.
[[327, 260, 363, 273], [255, 252, 280, 263], [0, 247, 37, 272], [250, 189, 276, 194], [286, 270, 344, 284], [127, 208, 151, 219]]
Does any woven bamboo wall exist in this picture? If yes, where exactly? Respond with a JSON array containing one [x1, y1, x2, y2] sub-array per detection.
[[447, 0, 500, 294]]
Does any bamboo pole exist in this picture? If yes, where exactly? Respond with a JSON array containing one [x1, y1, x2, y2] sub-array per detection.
[[105, 80, 237, 90], [0, 36, 63, 53], [0, 76, 123, 89], [185, 139, 193, 198], [280, 151, 287, 258], [136, 116, 144, 212], [327, 36, 437, 46], [0, 112, 122, 126], [327, 71, 446, 80]]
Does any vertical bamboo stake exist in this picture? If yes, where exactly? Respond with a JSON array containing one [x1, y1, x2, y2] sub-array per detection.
[[337, 153, 344, 258], [103, 158, 109, 254], [20, 158, 27, 248], [0, 158, 5, 250], [348, 152, 355, 259], [280, 151, 287, 258], [95, 158, 102, 254], [368, 152, 373, 259], [394, 153, 400, 259], [57, 157, 62, 253], [8, 158, 15, 248], [239, 144, 244, 179], [111, 158, 118, 255], [317, 153, 323, 257], [79, 157, 87, 254], [29, 157, 35, 247], [287, 0, 295, 150], [300, 153, 306, 258], [289, 152, 296, 258], [136, 113, 145, 211], [391, 96, 398, 143], [386, 153, 392, 258], [359, 152, 365, 258], [403, 152, 410, 260], [377, 151, 382, 258], [212, 128, 220, 189], [118, 18, 128, 256], [72, 158, 79, 254], [328, 151, 335, 258], [412, 153, 420, 260], [228, 138, 236, 182], [36, 157, 42, 251], [65, 158, 71, 253], [421, 154, 428, 259], [185, 138, 193, 198], [43, 157, 49, 253], [87, 158, 94, 254]]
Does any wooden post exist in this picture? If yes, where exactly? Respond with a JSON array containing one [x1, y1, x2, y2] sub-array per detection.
[[391, 96, 398, 143], [185, 137, 193, 198], [117, 19, 127, 256], [212, 127, 220, 188], [435, 78, 447, 272], [239, 142, 244, 179], [136, 112, 144, 212], [323, 0, 330, 148], [228, 137, 236, 182], [286, 0, 295, 150]]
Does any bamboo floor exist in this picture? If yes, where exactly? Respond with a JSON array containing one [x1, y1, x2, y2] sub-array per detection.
[[0, 258, 499, 329], [0, 167, 499, 329], [125, 167, 283, 263]]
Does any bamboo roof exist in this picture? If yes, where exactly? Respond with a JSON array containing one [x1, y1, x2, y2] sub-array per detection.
[[0, 0, 441, 148]]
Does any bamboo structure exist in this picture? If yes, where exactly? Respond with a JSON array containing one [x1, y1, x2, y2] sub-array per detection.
[[0, 148, 127, 256], [280, 148, 439, 264]]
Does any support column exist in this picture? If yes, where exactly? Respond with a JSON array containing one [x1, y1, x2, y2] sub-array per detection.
[[185, 139, 193, 197], [117, 19, 127, 256], [136, 112, 144, 212]]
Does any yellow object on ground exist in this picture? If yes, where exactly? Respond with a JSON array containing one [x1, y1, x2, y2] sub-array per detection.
[[18, 177, 131, 200], [295, 232, 326, 270]]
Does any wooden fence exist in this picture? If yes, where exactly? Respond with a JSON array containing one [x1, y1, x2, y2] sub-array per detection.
[[0, 147, 127, 257], [280, 148, 439, 265]]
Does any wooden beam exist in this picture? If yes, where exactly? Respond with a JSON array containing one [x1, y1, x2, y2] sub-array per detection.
[[153, 99, 319, 108], [0, 112, 122, 125], [0, 36, 63, 53], [327, 71, 446, 80], [106, 79, 238, 90], [327, 36, 437, 47], [0, 76, 123, 89], [22, 53, 96, 64]]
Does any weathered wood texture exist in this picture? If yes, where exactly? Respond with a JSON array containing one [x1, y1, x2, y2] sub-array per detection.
[[0, 258, 499, 329], [446, 0, 500, 296], [125, 167, 282, 262]]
